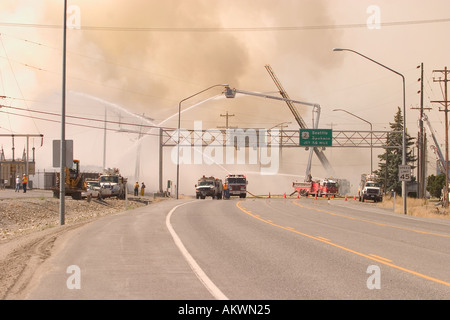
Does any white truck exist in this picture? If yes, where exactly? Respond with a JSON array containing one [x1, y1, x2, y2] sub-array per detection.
[[195, 176, 223, 199], [99, 168, 127, 199], [358, 174, 383, 203]]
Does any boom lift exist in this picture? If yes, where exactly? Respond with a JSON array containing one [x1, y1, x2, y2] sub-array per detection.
[[422, 114, 445, 172], [264, 65, 335, 179]]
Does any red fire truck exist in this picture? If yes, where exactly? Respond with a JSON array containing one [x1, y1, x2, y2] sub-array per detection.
[[224, 174, 247, 199], [293, 178, 338, 197]]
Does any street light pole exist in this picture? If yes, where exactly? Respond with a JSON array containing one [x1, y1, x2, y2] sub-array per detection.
[[60, 0, 67, 225], [176, 84, 229, 199], [333, 48, 407, 215], [333, 109, 373, 174]]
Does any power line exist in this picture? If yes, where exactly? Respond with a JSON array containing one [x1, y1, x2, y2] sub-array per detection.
[[1, 32, 198, 91], [0, 34, 40, 134], [0, 104, 176, 135], [1, 17, 450, 32]]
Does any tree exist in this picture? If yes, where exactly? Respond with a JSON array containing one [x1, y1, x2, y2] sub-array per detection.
[[375, 107, 416, 194], [426, 174, 446, 198]]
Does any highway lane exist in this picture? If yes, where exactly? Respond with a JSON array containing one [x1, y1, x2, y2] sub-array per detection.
[[26, 199, 215, 300], [25, 197, 450, 299], [170, 198, 450, 299]]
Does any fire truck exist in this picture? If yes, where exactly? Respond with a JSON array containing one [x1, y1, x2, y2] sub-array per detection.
[[358, 174, 383, 203], [99, 168, 127, 200], [224, 174, 247, 199], [195, 176, 223, 199], [292, 178, 338, 197]]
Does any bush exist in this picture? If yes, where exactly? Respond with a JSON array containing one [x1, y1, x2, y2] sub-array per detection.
[[426, 174, 446, 198]]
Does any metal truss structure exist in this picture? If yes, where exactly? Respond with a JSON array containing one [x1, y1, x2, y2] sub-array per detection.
[[157, 128, 402, 193], [160, 129, 402, 149]]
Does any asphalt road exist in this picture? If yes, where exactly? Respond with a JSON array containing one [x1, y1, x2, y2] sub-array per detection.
[[26, 197, 450, 300]]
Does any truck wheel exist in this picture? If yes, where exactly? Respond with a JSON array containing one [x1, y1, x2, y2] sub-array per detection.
[[72, 192, 82, 200]]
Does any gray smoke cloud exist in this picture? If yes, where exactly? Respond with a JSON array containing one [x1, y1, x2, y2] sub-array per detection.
[[24, 0, 346, 194], [41, 0, 342, 124]]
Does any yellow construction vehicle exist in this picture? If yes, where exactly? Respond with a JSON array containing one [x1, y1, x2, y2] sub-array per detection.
[[52, 159, 86, 200]]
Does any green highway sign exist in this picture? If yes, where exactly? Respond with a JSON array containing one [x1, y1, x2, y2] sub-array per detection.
[[300, 129, 333, 147]]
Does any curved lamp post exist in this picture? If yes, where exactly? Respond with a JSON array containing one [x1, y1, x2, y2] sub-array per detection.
[[333, 48, 407, 214], [176, 84, 229, 199], [333, 109, 373, 174]]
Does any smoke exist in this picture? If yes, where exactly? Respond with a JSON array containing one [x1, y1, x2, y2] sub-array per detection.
[[7, 0, 347, 194], [40, 0, 342, 120]]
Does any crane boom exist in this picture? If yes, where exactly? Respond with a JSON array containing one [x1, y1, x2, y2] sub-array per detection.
[[264, 65, 335, 178], [422, 114, 445, 172], [265, 65, 308, 129]]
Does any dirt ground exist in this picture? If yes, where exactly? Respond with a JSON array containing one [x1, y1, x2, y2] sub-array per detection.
[[0, 191, 149, 300]]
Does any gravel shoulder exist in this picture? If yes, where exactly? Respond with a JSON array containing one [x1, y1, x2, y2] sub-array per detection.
[[0, 189, 149, 300]]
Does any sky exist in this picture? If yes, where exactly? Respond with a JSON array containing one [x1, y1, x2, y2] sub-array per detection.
[[0, 0, 449, 195]]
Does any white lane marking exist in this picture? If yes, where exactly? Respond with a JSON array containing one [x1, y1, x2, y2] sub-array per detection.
[[166, 201, 229, 300]]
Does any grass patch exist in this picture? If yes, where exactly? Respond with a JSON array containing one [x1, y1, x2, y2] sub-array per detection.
[[378, 196, 449, 218]]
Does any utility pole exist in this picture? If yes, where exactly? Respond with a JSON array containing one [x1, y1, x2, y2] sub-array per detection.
[[103, 107, 107, 169], [218, 111, 236, 129], [431, 67, 450, 207], [412, 63, 430, 198], [60, 0, 68, 225]]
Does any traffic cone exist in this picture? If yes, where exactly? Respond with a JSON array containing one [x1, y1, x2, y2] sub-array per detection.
[[345, 196, 348, 201], [283, 193, 286, 198], [297, 193, 299, 199], [353, 195, 356, 200], [314, 194, 317, 200], [268, 192, 271, 198]]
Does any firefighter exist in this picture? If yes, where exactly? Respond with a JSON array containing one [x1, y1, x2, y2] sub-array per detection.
[[223, 182, 229, 199], [22, 174, 28, 193], [140, 182, 146, 196], [134, 181, 139, 196]]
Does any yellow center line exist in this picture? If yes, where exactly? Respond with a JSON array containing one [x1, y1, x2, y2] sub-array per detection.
[[369, 254, 392, 263], [236, 201, 450, 288], [292, 200, 450, 239]]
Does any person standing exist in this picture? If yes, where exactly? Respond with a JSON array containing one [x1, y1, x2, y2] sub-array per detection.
[[134, 181, 139, 196], [22, 174, 28, 193], [223, 182, 229, 199], [140, 182, 146, 196], [15, 175, 20, 192]]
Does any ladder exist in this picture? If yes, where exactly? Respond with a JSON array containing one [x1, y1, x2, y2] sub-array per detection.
[[264, 65, 335, 178]]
